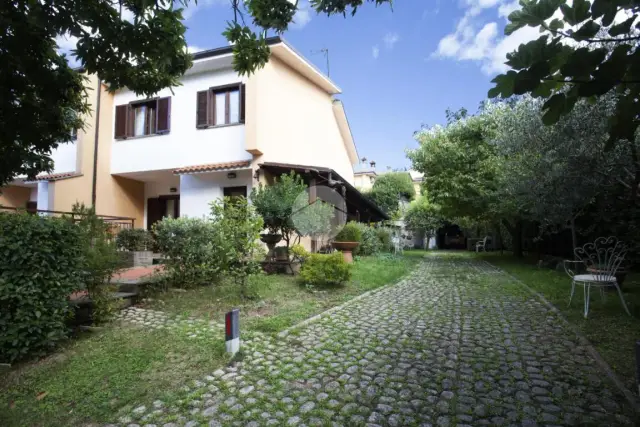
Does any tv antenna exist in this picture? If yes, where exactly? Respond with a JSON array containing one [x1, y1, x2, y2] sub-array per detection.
[[311, 48, 330, 77]]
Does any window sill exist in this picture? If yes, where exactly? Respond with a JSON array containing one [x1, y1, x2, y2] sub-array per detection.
[[197, 122, 245, 130], [115, 132, 169, 141]]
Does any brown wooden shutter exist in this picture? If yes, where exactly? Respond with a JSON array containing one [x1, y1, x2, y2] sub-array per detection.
[[157, 97, 171, 134], [239, 84, 246, 123], [196, 91, 208, 128], [114, 104, 128, 139], [126, 104, 135, 137]]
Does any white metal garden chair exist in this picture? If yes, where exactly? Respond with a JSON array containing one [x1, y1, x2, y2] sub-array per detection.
[[392, 235, 403, 255], [476, 236, 489, 252], [564, 236, 630, 318]]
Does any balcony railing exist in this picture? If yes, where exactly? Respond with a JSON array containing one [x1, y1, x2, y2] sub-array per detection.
[[0, 205, 135, 233]]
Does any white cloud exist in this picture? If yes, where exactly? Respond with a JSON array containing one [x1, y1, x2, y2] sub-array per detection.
[[432, 0, 542, 75], [187, 45, 205, 54], [292, 1, 312, 29], [383, 32, 400, 49], [498, 0, 520, 18], [372, 45, 380, 59]]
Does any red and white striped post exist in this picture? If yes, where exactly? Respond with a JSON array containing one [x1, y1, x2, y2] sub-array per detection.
[[225, 309, 240, 355]]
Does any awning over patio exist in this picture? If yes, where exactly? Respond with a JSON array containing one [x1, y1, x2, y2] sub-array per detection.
[[258, 161, 389, 222]]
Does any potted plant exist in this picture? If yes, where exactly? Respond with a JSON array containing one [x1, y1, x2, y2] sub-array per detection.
[[289, 243, 309, 274], [332, 222, 362, 263], [259, 233, 282, 261]]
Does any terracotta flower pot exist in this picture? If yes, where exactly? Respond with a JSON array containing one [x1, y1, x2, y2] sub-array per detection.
[[331, 241, 360, 263]]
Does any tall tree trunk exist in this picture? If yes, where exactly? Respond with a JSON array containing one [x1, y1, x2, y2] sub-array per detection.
[[501, 219, 524, 258], [570, 217, 578, 259]]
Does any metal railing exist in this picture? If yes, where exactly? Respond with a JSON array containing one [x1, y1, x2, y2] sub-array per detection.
[[0, 205, 135, 233]]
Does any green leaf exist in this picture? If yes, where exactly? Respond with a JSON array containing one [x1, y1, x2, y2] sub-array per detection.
[[591, 0, 618, 26], [608, 16, 636, 37], [593, 44, 632, 83], [560, 0, 591, 26], [560, 47, 607, 78], [531, 79, 558, 98], [541, 93, 567, 125], [513, 70, 540, 95], [488, 71, 517, 98], [548, 18, 565, 32], [572, 20, 600, 41]]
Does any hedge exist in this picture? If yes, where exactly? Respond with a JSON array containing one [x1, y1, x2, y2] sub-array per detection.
[[0, 213, 84, 362]]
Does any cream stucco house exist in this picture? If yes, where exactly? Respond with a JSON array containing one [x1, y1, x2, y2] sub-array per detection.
[[1, 37, 387, 230]]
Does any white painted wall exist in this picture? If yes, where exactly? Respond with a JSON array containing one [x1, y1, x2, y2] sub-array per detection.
[[50, 141, 78, 173], [111, 68, 251, 174], [180, 170, 252, 220]]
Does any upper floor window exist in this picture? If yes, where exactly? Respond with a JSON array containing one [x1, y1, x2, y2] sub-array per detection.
[[114, 97, 171, 140], [196, 83, 245, 129], [70, 128, 78, 140]]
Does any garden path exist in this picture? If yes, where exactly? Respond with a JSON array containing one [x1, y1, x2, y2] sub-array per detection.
[[113, 256, 637, 426]]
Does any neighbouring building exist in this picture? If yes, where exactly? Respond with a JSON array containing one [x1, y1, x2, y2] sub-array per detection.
[[1, 37, 386, 233]]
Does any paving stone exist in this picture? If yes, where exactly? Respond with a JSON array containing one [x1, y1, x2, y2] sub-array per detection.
[[109, 257, 636, 426]]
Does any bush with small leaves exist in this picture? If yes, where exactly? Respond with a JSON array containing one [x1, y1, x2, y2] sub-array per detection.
[[299, 252, 352, 287], [154, 217, 224, 288], [115, 228, 153, 251], [0, 213, 84, 362], [353, 223, 382, 256], [334, 221, 362, 243]]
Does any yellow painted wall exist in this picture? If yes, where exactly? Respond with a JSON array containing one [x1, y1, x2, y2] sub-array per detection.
[[0, 186, 31, 208], [93, 81, 145, 227], [246, 57, 355, 184], [51, 76, 99, 211]]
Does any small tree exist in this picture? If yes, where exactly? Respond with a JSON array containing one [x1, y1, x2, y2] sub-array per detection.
[[405, 197, 443, 249], [368, 172, 416, 215], [72, 203, 123, 323], [210, 197, 264, 298], [250, 172, 307, 248], [291, 198, 335, 248]]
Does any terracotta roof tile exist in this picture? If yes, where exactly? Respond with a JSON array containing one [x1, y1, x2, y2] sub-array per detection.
[[33, 172, 81, 182], [173, 160, 251, 175]]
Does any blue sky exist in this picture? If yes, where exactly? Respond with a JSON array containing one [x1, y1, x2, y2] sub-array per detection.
[[180, 0, 534, 169]]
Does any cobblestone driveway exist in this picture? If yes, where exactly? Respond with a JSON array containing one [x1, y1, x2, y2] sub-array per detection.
[[117, 256, 637, 426]]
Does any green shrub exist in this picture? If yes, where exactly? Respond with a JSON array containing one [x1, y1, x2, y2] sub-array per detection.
[[335, 221, 362, 242], [210, 197, 264, 298], [354, 223, 382, 256], [375, 227, 393, 252], [0, 213, 84, 362], [154, 217, 224, 288], [116, 228, 152, 251], [299, 252, 351, 286], [290, 243, 309, 263], [72, 203, 123, 324]]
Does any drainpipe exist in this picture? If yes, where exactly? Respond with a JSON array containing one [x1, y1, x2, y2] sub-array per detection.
[[91, 78, 102, 207]]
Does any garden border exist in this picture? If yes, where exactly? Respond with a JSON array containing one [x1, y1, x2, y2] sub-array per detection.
[[483, 259, 640, 412]]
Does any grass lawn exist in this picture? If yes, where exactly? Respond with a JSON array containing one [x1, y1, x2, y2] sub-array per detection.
[[0, 253, 421, 427], [470, 250, 640, 392]]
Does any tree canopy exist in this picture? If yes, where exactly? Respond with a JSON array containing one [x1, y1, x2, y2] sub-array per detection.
[[367, 172, 416, 215], [404, 197, 442, 239], [1, 0, 390, 187], [409, 95, 640, 256], [488, 0, 640, 147]]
